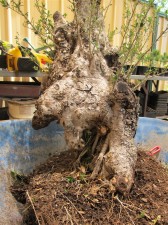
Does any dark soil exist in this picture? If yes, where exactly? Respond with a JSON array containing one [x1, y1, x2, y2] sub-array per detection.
[[11, 150, 168, 225]]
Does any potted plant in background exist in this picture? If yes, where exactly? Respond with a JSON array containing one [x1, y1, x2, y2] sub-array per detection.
[[160, 52, 168, 76], [146, 50, 161, 75], [0, 41, 12, 69], [137, 53, 149, 75]]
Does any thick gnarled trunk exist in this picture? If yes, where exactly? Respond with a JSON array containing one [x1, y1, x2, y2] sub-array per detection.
[[32, 0, 139, 194]]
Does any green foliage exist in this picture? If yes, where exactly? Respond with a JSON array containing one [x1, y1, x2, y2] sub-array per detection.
[[10, 170, 27, 183], [138, 211, 146, 218], [115, 0, 168, 83], [160, 52, 168, 66], [144, 49, 161, 66], [108, 28, 118, 42], [11, 170, 20, 180], [66, 176, 76, 183], [119, 0, 157, 67], [0, 0, 54, 59], [79, 173, 87, 182], [0, 40, 13, 54], [151, 215, 161, 225], [0, 0, 9, 7], [0, 0, 168, 81]]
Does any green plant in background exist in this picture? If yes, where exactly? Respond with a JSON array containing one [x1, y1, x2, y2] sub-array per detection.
[[159, 52, 168, 75], [0, 40, 13, 54], [144, 51, 168, 75], [143, 49, 161, 74], [146, 50, 161, 67], [0, 0, 55, 59], [160, 52, 168, 67], [119, 0, 157, 66], [0, 0, 168, 81], [116, 0, 168, 83]]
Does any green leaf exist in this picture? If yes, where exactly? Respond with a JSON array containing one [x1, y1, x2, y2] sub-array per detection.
[[66, 176, 75, 183], [138, 211, 146, 218]]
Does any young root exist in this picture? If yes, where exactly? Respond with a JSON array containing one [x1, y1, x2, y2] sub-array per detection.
[[90, 134, 109, 179]]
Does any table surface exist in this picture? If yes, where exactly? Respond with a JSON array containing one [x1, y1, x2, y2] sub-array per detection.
[[0, 70, 46, 77], [1, 70, 168, 81], [130, 75, 168, 81]]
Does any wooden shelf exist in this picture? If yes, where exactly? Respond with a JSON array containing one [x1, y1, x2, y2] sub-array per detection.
[[0, 69, 46, 77], [0, 70, 45, 98], [130, 75, 168, 81], [1, 70, 167, 80]]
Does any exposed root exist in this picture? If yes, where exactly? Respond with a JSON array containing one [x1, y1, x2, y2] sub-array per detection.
[[90, 133, 109, 179], [73, 147, 88, 168], [91, 126, 108, 155], [91, 132, 100, 155], [73, 131, 95, 167]]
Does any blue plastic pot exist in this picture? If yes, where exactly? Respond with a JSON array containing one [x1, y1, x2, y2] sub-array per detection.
[[135, 117, 168, 163], [0, 117, 167, 224]]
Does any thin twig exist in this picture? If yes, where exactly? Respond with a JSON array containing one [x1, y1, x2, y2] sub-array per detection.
[[154, 69, 168, 77], [114, 195, 151, 222], [5, 0, 53, 52], [64, 206, 74, 225], [58, 190, 85, 220], [132, 68, 168, 90], [132, 74, 151, 90], [132, 26, 168, 73], [114, 195, 136, 225], [26, 190, 41, 225], [126, 25, 154, 77], [119, 0, 139, 51], [121, 4, 152, 67], [73, 0, 83, 52]]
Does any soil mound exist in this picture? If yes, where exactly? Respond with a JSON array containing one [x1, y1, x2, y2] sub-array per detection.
[[11, 151, 168, 225]]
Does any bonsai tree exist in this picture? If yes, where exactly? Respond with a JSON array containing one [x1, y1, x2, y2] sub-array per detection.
[[1, 0, 168, 195]]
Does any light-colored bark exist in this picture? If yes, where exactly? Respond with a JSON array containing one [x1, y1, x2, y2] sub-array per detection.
[[32, 0, 139, 194]]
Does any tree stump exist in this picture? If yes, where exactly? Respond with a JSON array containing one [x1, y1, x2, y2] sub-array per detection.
[[32, 0, 139, 195]]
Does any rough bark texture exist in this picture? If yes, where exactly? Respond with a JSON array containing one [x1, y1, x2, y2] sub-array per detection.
[[32, 0, 139, 194]]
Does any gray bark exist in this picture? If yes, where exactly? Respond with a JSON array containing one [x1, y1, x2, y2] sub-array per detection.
[[32, 0, 139, 194]]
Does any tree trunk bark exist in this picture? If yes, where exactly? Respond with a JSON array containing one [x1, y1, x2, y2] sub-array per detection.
[[32, 0, 139, 194]]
